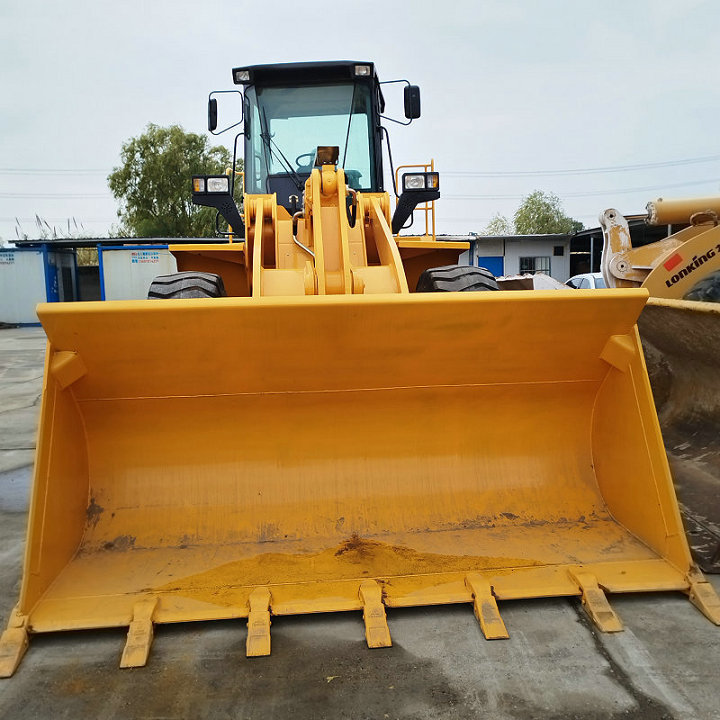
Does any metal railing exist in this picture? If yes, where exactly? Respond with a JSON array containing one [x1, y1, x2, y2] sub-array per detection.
[[394, 159, 436, 239]]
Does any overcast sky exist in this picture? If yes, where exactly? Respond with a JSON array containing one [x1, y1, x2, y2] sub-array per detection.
[[2, 0, 719, 242]]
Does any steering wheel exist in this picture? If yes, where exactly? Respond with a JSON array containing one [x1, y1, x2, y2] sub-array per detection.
[[295, 152, 315, 170]]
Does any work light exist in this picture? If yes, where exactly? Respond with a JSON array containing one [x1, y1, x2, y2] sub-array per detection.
[[402, 172, 440, 192], [315, 146, 340, 167], [207, 177, 229, 193], [192, 175, 230, 195], [233, 68, 252, 84]]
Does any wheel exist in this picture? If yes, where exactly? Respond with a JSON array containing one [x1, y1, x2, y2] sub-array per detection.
[[147, 271, 227, 299], [416, 265, 498, 292], [684, 270, 720, 303]]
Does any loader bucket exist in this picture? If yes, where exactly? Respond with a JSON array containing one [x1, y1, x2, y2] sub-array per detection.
[[5, 288, 718, 675]]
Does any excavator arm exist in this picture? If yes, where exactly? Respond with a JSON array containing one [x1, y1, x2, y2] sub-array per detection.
[[176, 162, 412, 297], [600, 196, 720, 300]]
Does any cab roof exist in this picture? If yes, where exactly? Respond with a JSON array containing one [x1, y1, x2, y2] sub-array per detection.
[[231, 61, 378, 86]]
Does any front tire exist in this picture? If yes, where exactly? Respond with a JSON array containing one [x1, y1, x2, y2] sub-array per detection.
[[416, 265, 498, 292], [148, 271, 227, 299]]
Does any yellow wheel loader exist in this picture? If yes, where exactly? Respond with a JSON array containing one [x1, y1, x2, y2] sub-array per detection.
[[601, 196, 720, 574], [2, 62, 719, 678]]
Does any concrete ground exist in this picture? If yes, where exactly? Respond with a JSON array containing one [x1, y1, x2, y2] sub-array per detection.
[[1, 326, 719, 720]]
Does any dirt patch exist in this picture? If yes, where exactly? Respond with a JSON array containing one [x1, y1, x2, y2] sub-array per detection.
[[102, 535, 136, 552], [85, 497, 104, 528], [156, 536, 539, 606]]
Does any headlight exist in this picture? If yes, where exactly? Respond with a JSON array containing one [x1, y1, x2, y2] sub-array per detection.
[[206, 177, 229, 193], [404, 174, 426, 190], [192, 175, 230, 195], [402, 172, 440, 192]]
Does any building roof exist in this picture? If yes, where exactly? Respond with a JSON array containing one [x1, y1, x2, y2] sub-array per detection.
[[11, 237, 228, 249], [439, 233, 571, 242]]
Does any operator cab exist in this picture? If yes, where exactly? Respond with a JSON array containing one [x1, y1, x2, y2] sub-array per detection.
[[232, 62, 385, 212], [198, 60, 427, 236]]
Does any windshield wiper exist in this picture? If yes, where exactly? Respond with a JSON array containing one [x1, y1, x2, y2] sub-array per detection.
[[341, 83, 358, 170], [259, 108, 305, 192]]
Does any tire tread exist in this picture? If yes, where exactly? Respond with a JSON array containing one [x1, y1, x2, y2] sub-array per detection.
[[416, 265, 498, 293], [148, 271, 227, 299]]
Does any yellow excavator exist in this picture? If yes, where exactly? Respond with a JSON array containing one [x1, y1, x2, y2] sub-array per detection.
[[1, 62, 718, 678]]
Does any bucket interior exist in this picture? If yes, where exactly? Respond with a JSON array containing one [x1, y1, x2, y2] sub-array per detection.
[[21, 290, 691, 628]]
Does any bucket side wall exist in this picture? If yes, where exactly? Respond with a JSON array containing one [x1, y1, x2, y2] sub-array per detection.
[[19, 344, 90, 614], [591, 329, 692, 572]]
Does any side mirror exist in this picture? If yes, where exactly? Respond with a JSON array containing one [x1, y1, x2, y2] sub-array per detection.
[[404, 85, 421, 120], [207, 91, 244, 136], [208, 98, 218, 132]]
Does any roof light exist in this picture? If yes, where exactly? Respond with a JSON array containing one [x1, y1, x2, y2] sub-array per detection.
[[354, 64, 372, 77], [233, 68, 251, 84]]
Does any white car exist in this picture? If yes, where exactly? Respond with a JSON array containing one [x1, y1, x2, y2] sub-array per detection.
[[565, 272, 606, 289]]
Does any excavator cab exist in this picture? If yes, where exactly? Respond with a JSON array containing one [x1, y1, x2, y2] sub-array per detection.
[[201, 62, 430, 242], [236, 62, 386, 210]]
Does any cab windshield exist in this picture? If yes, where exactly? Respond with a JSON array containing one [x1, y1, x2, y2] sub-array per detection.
[[244, 82, 374, 195]]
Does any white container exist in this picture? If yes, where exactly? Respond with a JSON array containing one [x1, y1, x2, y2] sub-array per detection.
[[0, 247, 77, 324], [99, 245, 177, 301]]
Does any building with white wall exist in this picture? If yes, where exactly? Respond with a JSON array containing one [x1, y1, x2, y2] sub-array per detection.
[[3, 238, 206, 321], [449, 233, 572, 282], [98, 245, 177, 300], [0, 246, 77, 324], [2, 234, 573, 324]]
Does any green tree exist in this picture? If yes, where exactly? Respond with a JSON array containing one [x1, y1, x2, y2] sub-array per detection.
[[483, 212, 514, 235], [513, 190, 583, 234], [108, 124, 235, 237]]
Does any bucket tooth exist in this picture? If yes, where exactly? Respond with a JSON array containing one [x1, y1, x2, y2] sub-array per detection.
[[571, 571, 623, 632], [0, 608, 29, 678], [686, 570, 720, 625], [120, 597, 159, 669], [465, 573, 509, 640], [246, 587, 272, 657], [359, 580, 392, 649], [50, 350, 87, 389]]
